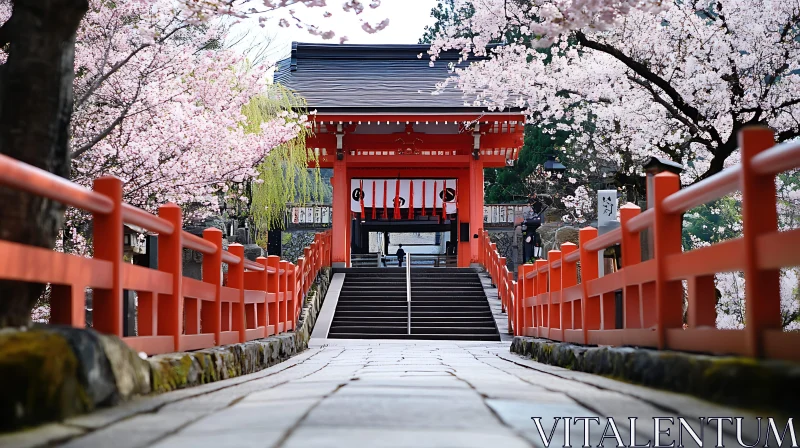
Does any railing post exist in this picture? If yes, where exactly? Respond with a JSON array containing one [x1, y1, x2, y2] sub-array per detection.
[[297, 256, 306, 316], [519, 263, 533, 336], [266, 255, 280, 336], [561, 243, 577, 336], [257, 256, 269, 335], [534, 259, 547, 338], [548, 250, 562, 341], [579, 227, 599, 345], [739, 127, 780, 357], [619, 204, 643, 329], [652, 172, 683, 349], [287, 262, 296, 330], [304, 246, 312, 284], [202, 228, 223, 345], [228, 244, 246, 343], [506, 269, 514, 333], [279, 260, 289, 333], [90, 176, 124, 336], [499, 257, 507, 312], [157, 203, 183, 352]]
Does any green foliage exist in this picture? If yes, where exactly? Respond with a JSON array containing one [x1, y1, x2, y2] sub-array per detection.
[[242, 85, 326, 245], [681, 196, 742, 251], [484, 125, 568, 203], [419, 0, 476, 44]]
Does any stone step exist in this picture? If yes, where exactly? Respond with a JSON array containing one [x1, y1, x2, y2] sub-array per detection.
[[326, 333, 501, 341]]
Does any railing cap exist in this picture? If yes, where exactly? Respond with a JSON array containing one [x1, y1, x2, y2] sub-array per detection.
[[654, 171, 680, 180], [620, 202, 640, 210]]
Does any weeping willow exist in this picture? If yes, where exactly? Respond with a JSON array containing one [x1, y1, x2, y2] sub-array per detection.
[[243, 85, 326, 246]]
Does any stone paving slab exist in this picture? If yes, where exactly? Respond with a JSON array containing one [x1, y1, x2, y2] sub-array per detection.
[[13, 339, 785, 448]]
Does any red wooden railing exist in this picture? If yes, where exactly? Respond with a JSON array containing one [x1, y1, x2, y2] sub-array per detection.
[[481, 127, 800, 362], [0, 156, 332, 355]]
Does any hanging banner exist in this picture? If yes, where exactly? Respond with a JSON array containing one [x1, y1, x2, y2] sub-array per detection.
[[351, 179, 457, 214]]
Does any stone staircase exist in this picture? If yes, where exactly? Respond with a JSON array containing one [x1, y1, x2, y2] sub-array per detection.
[[327, 268, 500, 341]]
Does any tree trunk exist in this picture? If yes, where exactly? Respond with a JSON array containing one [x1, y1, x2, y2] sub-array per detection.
[[0, 0, 88, 327]]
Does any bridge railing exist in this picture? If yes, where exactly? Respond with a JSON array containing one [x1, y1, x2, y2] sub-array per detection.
[[0, 155, 332, 355], [481, 127, 800, 361]]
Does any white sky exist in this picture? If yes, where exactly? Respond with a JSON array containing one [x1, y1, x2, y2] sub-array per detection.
[[228, 0, 439, 65]]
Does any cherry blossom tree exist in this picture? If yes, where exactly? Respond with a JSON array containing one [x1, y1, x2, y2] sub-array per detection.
[[0, 0, 376, 326], [428, 0, 800, 329], [430, 0, 800, 183]]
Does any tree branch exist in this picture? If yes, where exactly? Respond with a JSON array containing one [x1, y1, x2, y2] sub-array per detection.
[[70, 102, 132, 159], [575, 30, 723, 145], [74, 22, 189, 109]]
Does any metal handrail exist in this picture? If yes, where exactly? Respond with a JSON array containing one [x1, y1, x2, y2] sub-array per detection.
[[406, 253, 412, 335]]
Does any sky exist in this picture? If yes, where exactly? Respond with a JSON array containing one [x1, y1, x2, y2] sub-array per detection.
[[228, 0, 439, 65]]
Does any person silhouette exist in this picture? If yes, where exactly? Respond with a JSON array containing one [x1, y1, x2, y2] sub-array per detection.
[[396, 244, 406, 267]]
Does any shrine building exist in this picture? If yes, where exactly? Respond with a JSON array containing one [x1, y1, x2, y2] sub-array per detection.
[[276, 43, 525, 267]]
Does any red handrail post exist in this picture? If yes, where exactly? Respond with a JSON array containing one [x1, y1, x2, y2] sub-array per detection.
[[287, 262, 296, 330], [652, 172, 683, 349], [739, 127, 781, 357], [561, 243, 578, 337], [619, 204, 643, 329], [202, 228, 223, 345], [89, 176, 124, 336], [266, 255, 280, 336], [279, 260, 289, 333], [257, 256, 270, 334], [506, 269, 514, 332], [304, 246, 313, 285], [579, 227, 599, 345], [297, 256, 306, 313], [519, 263, 534, 336], [534, 259, 548, 338], [499, 257, 507, 312], [228, 244, 246, 343], [158, 203, 183, 352], [548, 250, 562, 341]]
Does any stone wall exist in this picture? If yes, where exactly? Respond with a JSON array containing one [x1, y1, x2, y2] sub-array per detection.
[[0, 268, 332, 433], [510, 336, 799, 414], [282, 231, 317, 263]]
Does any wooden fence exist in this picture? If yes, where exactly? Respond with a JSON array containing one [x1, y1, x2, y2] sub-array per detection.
[[0, 156, 331, 355], [481, 127, 800, 361]]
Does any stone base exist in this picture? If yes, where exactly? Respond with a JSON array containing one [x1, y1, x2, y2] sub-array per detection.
[[0, 268, 331, 433], [510, 336, 800, 414]]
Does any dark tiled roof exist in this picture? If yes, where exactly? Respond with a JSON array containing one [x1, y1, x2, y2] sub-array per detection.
[[275, 43, 493, 113]]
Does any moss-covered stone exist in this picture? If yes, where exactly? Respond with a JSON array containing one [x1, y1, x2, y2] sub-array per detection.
[[510, 336, 800, 414], [0, 330, 89, 431]]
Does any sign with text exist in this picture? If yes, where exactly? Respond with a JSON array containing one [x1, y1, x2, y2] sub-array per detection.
[[597, 190, 618, 228]]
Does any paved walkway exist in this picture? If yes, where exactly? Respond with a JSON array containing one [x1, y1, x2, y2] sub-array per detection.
[[9, 339, 765, 448]]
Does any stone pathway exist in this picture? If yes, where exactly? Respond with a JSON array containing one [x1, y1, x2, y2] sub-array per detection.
[[6, 339, 769, 448]]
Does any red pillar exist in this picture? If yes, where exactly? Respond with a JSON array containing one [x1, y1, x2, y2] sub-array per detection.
[[331, 159, 349, 267], [469, 158, 484, 265], [457, 168, 472, 267]]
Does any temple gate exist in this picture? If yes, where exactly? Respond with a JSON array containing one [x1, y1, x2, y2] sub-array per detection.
[[277, 43, 525, 267]]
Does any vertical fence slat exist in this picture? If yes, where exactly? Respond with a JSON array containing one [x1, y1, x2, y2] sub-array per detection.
[[279, 260, 289, 332], [561, 243, 577, 335], [202, 228, 223, 345], [92, 177, 124, 337], [619, 204, 643, 329], [267, 255, 280, 336], [579, 228, 598, 345], [652, 173, 683, 349], [228, 244, 246, 343], [157, 203, 183, 352], [739, 127, 781, 357]]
